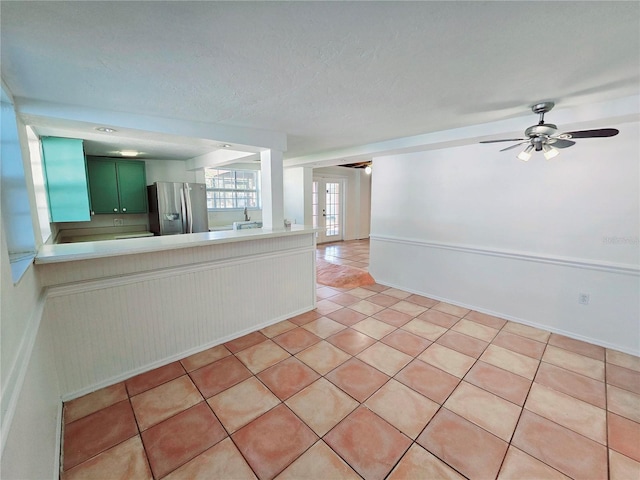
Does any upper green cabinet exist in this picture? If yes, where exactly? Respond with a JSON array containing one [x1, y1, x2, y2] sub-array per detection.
[[41, 137, 91, 222], [116, 161, 147, 213], [87, 157, 148, 214]]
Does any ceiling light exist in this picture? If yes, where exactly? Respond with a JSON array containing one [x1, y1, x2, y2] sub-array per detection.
[[96, 127, 117, 133], [220, 144, 232, 148], [119, 150, 139, 157], [543, 144, 559, 160], [364, 165, 372, 174], [517, 144, 534, 162]]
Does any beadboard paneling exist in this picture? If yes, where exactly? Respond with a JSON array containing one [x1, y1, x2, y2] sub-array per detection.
[[42, 235, 316, 398]]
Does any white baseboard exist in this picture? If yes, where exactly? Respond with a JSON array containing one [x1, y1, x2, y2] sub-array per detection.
[[378, 278, 639, 358]]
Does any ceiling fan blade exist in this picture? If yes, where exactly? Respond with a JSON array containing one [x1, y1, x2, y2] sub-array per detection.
[[479, 138, 528, 144], [561, 128, 619, 139], [552, 139, 576, 149], [499, 141, 529, 152]]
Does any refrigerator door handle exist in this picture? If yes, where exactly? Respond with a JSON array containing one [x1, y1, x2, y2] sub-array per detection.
[[184, 183, 193, 233], [180, 186, 188, 233]]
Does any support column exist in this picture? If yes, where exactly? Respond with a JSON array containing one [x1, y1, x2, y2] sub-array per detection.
[[260, 149, 285, 230], [283, 166, 313, 226]]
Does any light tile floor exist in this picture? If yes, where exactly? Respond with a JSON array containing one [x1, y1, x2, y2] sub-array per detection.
[[61, 240, 640, 479]]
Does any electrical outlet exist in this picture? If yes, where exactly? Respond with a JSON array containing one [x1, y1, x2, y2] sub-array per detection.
[[578, 293, 590, 305], [113, 218, 124, 227]]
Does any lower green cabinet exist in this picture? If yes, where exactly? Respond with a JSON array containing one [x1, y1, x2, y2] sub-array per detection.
[[41, 137, 91, 222], [87, 157, 147, 214]]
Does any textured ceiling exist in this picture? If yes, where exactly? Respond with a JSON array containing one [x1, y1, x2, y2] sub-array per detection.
[[1, 1, 639, 162]]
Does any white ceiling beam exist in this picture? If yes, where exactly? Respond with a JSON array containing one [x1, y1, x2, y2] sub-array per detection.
[[284, 95, 640, 168], [14, 98, 287, 153], [186, 149, 258, 170]]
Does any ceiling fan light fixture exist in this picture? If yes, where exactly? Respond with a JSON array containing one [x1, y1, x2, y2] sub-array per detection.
[[517, 145, 534, 162], [543, 144, 559, 160]]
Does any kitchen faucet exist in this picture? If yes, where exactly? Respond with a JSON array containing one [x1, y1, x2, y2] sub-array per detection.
[[243, 207, 250, 222]]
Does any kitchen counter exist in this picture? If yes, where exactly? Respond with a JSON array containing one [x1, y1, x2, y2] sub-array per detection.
[[36, 225, 315, 264], [37, 224, 317, 400]]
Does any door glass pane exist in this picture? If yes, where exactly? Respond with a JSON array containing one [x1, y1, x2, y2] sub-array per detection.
[[312, 181, 318, 231], [325, 182, 340, 237]]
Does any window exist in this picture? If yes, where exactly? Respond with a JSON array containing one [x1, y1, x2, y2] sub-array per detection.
[[1, 85, 37, 281], [205, 168, 260, 210]]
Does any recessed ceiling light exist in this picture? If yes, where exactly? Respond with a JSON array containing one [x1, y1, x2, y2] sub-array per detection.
[[220, 144, 232, 148], [119, 150, 139, 157], [96, 127, 117, 133]]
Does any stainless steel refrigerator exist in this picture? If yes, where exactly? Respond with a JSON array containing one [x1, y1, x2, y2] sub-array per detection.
[[148, 182, 209, 235]]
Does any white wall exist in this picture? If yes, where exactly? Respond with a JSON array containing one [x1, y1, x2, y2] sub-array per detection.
[[144, 158, 196, 184], [370, 117, 639, 355], [207, 209, 263, 228], [358, 170, 372, 239], [314, 166, 371, 241], [284, 166, 313, 226]]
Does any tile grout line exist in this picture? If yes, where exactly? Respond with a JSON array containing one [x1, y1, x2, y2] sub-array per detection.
[[123, 390, 155, 480], [61, 308, 610, 479], [60, 240, 636, 479]]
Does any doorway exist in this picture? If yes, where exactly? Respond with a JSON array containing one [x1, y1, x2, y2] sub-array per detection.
[[312, 178, 344, 244]]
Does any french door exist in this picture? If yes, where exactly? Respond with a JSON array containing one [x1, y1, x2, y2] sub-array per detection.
[[312, 178, 344, 244]]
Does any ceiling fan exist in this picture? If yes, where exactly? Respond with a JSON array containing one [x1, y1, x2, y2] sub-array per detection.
[[480, 102, 619, 161]]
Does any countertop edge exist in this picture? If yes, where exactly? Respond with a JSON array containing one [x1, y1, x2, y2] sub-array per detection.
[[36, 226, 316, 264]]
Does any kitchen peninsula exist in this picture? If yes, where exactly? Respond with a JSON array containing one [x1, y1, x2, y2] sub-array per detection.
[[35, 226, 316, 399]]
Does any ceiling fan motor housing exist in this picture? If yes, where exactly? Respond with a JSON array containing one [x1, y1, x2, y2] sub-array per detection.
[[525, 124, 558, 137]]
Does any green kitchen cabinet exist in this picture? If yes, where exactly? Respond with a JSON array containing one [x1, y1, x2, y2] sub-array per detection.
[[41, 137, 91, 222], [87, 158, 147, 214], [116, 161, 147, 213]]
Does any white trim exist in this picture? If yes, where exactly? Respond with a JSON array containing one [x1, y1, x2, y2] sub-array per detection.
[[54, 402, 62, 480], [59, 305, 314, 402], [46, 245, 315, 297], [370, 234, 639, 276], [378, 278, 639, 357], [0, 290, 47, 453]]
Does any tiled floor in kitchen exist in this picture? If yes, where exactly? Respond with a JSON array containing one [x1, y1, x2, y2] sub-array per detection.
[[61, 239, 639, 479]]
